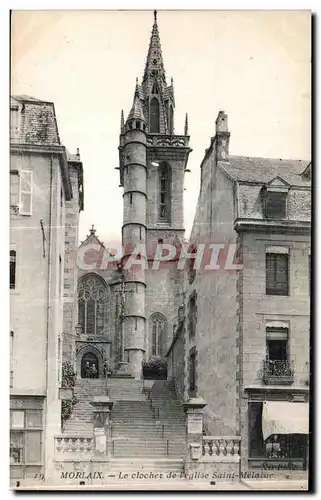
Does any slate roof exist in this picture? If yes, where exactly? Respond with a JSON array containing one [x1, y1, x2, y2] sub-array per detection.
[[12, 95, 53, 104], [220, 156, 311, 187]]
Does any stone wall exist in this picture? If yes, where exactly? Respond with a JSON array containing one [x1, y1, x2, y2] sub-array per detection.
[[188, 151, 238, 436], [62, 164, 81, 363], [166, 322, 186, 403], [10, 152, 63, 393]]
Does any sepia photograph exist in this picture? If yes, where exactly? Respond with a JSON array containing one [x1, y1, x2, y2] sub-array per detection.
[[9, 8, 311, 491]]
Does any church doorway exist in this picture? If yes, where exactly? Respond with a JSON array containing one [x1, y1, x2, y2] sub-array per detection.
[[81, 352, 99, 379]]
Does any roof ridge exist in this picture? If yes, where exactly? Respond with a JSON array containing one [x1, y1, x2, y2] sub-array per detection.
[[229, 154, 310, 163]]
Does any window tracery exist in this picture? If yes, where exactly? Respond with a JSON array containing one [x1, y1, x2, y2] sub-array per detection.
[[150, 313, 167, 357], [78, 275, 108, 336]]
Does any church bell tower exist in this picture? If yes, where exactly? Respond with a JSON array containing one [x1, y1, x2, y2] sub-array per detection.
[[118, 11, 192, 378]]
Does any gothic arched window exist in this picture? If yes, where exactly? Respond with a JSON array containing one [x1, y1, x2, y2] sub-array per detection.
[[150, 97, 160, 133], [78, 274, 108, 336], [150, 313, 167, 357], [159, 162, 171, 222]]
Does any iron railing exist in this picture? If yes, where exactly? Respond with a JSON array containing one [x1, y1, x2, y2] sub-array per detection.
[[263, 359, 294, 383]]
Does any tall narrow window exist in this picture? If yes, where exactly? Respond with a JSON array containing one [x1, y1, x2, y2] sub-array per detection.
[[168, 105, 174, 134], [150, 97, 160, 133], [19, 171, 33, 216], [78, 274, 108, 336], [59, 255, 62, 299], [150, 313, 167, 357], [159, 163, 171, 222], [188, 291, 197, 339], [264, 326, 293, 382], [266, 247, 289, 296], [10, 250, 16, 290], [189, 347, 197, 394], [10, 171, 19, 208]]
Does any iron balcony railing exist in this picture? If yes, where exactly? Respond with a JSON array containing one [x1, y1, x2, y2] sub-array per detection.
[[263, 359, 294, 384]]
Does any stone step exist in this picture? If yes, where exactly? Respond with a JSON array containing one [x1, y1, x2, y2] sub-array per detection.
[[111, 442, 185, 458], [109, 458, 184, 473], [111, 424, 185, 435]]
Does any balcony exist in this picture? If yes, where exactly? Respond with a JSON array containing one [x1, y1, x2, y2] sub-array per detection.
[[263, 359, 294, 385]]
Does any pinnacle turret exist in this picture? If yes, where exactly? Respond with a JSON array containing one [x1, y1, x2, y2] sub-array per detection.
[[120, 109, 125, 133], [184, 113, 189, 136], [126, 81, 146, 123]]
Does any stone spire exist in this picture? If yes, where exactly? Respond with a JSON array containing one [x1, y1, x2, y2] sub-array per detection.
[[126, 81, 146, 123], [143, 9, 166, 87]]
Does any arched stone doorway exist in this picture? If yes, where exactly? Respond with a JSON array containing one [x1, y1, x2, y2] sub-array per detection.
[[81, 352, 98, 379], [76, 345, 104, 379]]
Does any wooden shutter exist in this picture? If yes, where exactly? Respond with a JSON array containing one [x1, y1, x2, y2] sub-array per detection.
[[19, 171, 33, 215]]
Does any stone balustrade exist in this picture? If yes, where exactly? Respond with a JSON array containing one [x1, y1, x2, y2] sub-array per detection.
[[146, 135, 189, 148], [55, 436, 94, 455], [202, 436, 241, 461]]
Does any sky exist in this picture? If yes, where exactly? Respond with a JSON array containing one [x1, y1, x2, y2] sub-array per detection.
[[11, 10, 311, 245]]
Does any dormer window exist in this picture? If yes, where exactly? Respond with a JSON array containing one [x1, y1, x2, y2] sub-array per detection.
[[263, 177, 290, 220], [265, 191, 287, 219]]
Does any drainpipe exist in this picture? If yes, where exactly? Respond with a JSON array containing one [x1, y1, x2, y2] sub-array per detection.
[[44, 155, 54, 477]]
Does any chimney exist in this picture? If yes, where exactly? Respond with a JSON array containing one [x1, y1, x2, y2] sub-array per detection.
[[215, 111, 230, 161]]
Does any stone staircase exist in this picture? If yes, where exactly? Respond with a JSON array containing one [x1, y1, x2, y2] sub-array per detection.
[[110, 379, 186, 461], [61, 377, 186, 472], [107, 377, 146, 401]]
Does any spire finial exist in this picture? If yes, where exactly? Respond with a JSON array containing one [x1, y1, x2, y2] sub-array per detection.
[[154, 10, 157, 23], [90, 224, 96, 235], [184, 113, 189, 136]]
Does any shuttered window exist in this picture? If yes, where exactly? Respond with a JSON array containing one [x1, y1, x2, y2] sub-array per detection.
[[266, 252, 289, 296], [10, 172, 19, 207], [19, 171, 33, 216]]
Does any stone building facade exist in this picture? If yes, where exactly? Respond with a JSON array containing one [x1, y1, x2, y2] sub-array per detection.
[[179, 110, 311, 472], [10, 95, 83, 484]]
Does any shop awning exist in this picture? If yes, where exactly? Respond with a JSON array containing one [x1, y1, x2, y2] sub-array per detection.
[[262, 401, 309, 441]]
